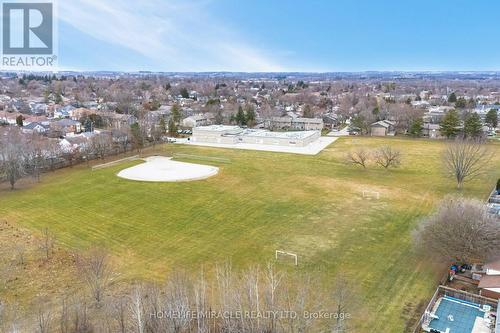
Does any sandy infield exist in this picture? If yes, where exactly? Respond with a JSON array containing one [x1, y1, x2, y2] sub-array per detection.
[[117, 156, 219, 182]]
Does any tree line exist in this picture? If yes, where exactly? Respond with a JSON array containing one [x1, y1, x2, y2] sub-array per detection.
[[1, 252, 357, 333]]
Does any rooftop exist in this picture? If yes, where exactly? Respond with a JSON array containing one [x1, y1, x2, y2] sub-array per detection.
[[242, 129, 319, 139]]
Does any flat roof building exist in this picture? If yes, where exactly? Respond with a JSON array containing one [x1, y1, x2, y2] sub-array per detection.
[[192, 125, 321, 147]]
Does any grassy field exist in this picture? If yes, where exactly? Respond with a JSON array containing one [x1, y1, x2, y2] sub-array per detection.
[[1, 137, 499, 332]]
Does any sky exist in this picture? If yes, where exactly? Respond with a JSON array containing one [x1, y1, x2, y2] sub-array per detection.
[[56, 0, 500, 72]]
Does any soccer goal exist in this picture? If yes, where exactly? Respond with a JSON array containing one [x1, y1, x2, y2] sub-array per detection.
[[275, 250, 298, 266], [362, 190, 380, 200]]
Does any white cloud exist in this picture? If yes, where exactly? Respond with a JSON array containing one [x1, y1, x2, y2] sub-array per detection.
[[58, 0, 285, 71]]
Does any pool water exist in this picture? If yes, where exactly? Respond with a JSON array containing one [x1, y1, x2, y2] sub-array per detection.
[[429, 297, 485, 333]]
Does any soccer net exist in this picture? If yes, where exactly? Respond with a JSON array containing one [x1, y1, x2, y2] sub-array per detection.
[[275, 250, 298, 266]]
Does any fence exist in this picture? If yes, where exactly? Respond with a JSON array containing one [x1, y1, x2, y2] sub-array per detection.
[[91, 155, 140, 171], [412, 285, 498, 333]]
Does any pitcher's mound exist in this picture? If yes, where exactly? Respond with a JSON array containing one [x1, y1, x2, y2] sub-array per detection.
[[117, 156, 219, 182]]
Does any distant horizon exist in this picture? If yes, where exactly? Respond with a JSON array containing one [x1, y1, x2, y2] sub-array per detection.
[[7, 69, 500, 75]]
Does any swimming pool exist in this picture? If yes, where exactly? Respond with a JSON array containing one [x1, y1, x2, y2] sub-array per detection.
[[429, 296, 485, 333]]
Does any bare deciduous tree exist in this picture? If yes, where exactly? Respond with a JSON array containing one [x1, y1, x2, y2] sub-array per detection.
[[443, 139, 492, 189], [40, 227, 55, 261], [37, 307, 51, 333], [346, 149, 370, 168], [129, 285, 145, 333], [414, 197, 500, 263], [0, 127, 27, 190], [331, 273, 356, 333], [90, 133, 113, 160], [77, 248, 113, 305], [374, 146, 401, 169]]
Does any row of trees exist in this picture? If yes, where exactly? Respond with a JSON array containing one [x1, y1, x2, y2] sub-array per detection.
[[2, 255, 356, 333], [0, 128, 61, 190], [346, 146, 402, 169], [347, 139, 492, 190], [232, 105, 256, 127], [0, 126, 157, 190], [440, 109, 497, 139]]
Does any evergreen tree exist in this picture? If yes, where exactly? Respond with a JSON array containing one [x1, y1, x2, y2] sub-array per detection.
[[440, 109, 461, 138], [235, 106, 246, 126], [448, 92, 457, 103], [245, 105, 256, 127], [171, 104, 182, 123], [83, 119, 93, 132], [463, 112, 483, 138], [16, 115, 24, 127], [485, 109, 498, 129], [408, 118, 423, 137], [179, 88, 189, 99], [455, 97, 467, 109], [168, 118, 178, 136], [130, 122, 144, 151]]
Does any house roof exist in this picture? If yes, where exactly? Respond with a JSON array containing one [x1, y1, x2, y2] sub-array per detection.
[[55, 119, 81, 126], [478, 274, 500, 289], [370, 120, 395, 128], [23, 122, 48, 130], [295, 117, 323, 124], [485, 260, 500, 272]]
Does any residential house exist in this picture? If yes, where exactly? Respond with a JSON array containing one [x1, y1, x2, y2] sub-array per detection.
[[54, 105, 76, 119], [59, 134, 93, 154], [370, 120, 396, 136], [22, 122, 49, 134], [71, 108, 95, 121], [322, 113, 340, 129], [268, 116, 324, 131], [29, 102, 48, 115], [422, 123, 443, 139], [478, 260, 500, 299], [146, 106, 171, 123], [423, 106, 455, 124], [51, 119, 82, 135], [98, 112, 137, 130], [475, 104, 500, 124]]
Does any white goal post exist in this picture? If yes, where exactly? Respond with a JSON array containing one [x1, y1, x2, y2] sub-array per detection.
[[275, 250, 298, 266], [362, 191, 380, 200]]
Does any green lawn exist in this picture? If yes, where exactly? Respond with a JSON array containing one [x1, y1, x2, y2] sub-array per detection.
[[1, 137, 499, 332]]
